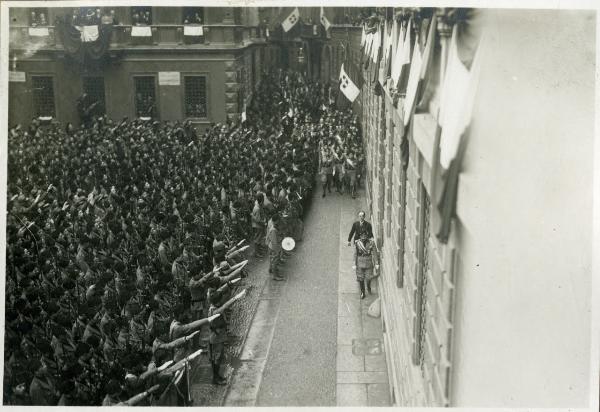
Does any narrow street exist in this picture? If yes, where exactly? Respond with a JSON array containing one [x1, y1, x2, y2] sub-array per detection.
[[224, 185, 391, 406]]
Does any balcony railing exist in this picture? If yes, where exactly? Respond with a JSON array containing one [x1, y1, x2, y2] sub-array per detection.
[[9, 24, 267, 51]]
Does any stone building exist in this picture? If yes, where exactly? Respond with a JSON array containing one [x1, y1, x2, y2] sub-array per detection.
[[8, 6, 279, 128], [358, 7, 594, 408]]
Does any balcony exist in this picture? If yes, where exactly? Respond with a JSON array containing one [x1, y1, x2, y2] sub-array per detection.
[[9, 23, 267, 53]]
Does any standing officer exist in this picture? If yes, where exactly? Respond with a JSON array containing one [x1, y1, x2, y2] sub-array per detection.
[[352, 231, 380, 299], [347, 211, 373, 246], [251, 193, 267, 257], [207, 289, 247, 385]]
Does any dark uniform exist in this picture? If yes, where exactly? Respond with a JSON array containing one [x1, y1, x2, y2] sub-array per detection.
[[207, 303, 227, 385]]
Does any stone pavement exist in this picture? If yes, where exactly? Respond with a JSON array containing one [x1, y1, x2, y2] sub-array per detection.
[[223, 186, 391, 406], [337, 196, 391, 407]]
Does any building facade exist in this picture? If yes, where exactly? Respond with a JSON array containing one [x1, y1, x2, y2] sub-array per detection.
[[359, 7, 594, 408], [8, 6, 281, 129], [7, 6, 370, 129]]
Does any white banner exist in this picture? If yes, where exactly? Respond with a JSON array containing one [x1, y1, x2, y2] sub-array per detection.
[[183, 25, 203, 36], [131, 26, 152, 37], [282, 7, 300, 32], [339, 64, 360, 102]]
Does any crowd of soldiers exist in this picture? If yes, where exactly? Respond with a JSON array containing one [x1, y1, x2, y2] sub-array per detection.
[[4, 69, 363, 406]]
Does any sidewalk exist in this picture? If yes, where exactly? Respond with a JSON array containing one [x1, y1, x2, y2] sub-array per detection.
[[336, 195, 391, 407]]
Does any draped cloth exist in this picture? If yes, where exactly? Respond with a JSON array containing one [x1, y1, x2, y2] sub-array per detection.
[[56, 17, 113, 64]]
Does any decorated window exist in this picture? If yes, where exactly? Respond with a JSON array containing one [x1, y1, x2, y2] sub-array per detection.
[[183, 7, 204, 24], [131, 7, 152, 26]]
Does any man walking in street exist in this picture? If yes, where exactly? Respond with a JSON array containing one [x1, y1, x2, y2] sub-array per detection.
[[352, 231, 380, 299], [347, 211, 373, 246]]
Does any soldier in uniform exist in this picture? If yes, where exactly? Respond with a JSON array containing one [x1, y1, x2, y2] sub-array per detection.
[[251, 193, 267, 257], [266, 214, 284, 280], [319, 149, 333, 198], [207, 289, 247, 385], [352, 231, 380, 299], [29, 361, 59, 405]]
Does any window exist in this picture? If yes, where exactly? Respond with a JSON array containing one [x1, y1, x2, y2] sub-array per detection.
[[184, 76, 207, 118], [82, 77, 106, 115], [134, 76, 156, 118], [131, 7, 152, 25], [32, 76, 55, 118], [183, 7, 204, 24], [413, 182, 431, 368], [29, 8, 48, 27], [397, 164, 408, 288]]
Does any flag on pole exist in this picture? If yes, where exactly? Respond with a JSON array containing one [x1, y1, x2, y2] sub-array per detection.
[[339, 63, 360, 102], [419, 16, 437, 82], [438, 25, 482, 169], [391, 19, 412, 89], [390, 23, 406, 86], [403, 41, 423, 126], [320, 7, 331, 31], [282, 7, 300, 32], [371, 27, 381, 63], [403, 15, 437, 125]]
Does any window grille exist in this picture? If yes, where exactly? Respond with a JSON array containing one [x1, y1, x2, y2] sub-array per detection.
[[134, 76, 156, 118], [184, 76, 207, 118], [397, 165, 408, 287], [415, 184, 431, 368], [82, 77, 106, 115], [32, 76, 55, 118]]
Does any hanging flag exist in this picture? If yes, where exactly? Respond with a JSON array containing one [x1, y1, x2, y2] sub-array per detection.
[[360, 25, 366, 48], [403, 40, 423, 126], [282, 7, 300, 32], [366, 32, 374, 58], [438, 26, 483, 169], [78, 25, 99, 42], [320, 7, 331, 31], [419, 15, 437, 81], [404, 16, 437, 125], [397, 18, 413, 92], [339, 63, 360, 102], [390, 22, 406, 87], [371, 27, 381, 63]]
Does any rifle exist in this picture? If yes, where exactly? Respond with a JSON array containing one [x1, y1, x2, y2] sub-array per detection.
[[115, 384, 161, 406]]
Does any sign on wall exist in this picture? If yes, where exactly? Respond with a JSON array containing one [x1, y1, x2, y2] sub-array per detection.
[[158, 72, 180, 86], [9, 71, 26, 82]]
